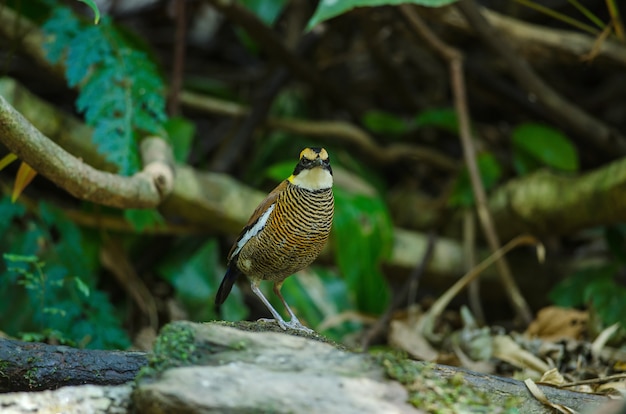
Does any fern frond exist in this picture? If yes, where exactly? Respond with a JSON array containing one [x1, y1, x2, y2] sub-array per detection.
[[42, 8, 81, 64], [42, 6, 167, 176]]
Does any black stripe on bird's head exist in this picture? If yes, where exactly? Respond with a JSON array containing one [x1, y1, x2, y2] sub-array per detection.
[[292, 147, 332, 176], [288, 147, 333, 190]]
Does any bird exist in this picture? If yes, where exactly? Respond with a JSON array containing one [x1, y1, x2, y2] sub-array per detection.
[[215, 147, 334, 332]]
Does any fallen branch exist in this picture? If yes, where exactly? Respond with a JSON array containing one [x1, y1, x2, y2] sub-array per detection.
[[490, 160, 626, 240], [0, 337, 147, 392]]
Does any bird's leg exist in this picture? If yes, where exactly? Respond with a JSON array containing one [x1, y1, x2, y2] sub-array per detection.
[[273, 282, 314, 333], [250, 280, 289, 330]]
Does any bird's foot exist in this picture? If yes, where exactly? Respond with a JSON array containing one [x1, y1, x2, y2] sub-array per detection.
[[283, 318, 314, 333], [257, 317, 314, 333]]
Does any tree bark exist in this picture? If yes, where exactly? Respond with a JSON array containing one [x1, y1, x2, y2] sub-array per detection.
[[0, 337, 147, 392]]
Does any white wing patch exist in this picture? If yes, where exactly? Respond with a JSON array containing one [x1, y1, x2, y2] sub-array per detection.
[[230, 203, 275, 260]]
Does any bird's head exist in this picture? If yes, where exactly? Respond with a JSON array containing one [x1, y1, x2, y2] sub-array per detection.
[[288, 147, 333, 191]]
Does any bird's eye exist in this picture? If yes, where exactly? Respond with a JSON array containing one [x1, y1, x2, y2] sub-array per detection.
[[301, 158, 312, 166]]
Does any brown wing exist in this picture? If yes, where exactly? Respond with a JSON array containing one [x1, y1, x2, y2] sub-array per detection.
[[226, 180, 287, 261]]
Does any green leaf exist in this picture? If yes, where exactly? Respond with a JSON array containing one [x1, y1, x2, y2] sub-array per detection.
[[124, 209, 165, 232], [0, 153, 18, 171], [240, 0, 289, 26], [74, 277, 91, 298], [164, 117, 196, 163], [511, 123, 579, 172], [414, 107, 459, 134], [0, 196, 26, 236], [549, 264, 617, 308], [362, 110, 409, 135], [448, 152, 502, 208], [65, 24, 111, 86], [42, 8, 81, 64], [308, 0, 458, 29], [42, 7, 167, 175], [605, 225, 626, 265], [265, 160, 295, 181], [157, 239, 243, 321], [333, 187, 393, 315], [92, 118, 139, 175], [77, 0, 101, 24], [3, 253, 39, 264]]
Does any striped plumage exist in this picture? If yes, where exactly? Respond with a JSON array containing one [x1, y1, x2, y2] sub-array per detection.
[[215, 147, 334, 332]]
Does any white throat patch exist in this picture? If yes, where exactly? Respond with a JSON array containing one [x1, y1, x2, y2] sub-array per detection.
[[290, 167, 333, 191], [230, 203, 275, 260]]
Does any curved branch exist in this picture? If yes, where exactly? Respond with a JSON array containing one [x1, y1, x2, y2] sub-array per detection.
[[0, 94, 173, 209]]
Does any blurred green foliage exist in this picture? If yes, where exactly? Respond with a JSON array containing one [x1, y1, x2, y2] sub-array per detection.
[[511, 123, 579, 175], [0, 196, 130, 349], [550, 225, 626, 328]]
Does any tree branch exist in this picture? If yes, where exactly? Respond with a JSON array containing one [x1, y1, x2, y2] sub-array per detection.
[[490, 158, 626, 240], [0, 337, 147, 392], [0, 94, 174, 209]]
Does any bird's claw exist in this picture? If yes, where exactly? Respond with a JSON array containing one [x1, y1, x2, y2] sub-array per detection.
[[257, 318, 314, 333]]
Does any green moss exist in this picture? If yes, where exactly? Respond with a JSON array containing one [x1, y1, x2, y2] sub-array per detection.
[[24, 367, 40, 389], [136, 322, 197, 381], [374, 351, 520, 414], [0, 360, 9, 378]]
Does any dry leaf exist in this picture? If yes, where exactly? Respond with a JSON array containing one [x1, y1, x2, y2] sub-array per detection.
[[12, 161, 37, 202], [526, 306, 588, 341], [388, 315, 439, 361], [524, 378, 578, 413], [493, 335, 550, 375], [538, 367, 566, 386], [0, 153, 17, 171]]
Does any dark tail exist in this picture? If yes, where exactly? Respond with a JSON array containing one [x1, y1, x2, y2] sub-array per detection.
[[215, 264, 241, 307]]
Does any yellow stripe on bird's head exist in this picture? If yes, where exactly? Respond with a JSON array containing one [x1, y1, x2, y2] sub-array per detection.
[[288, 147, 333, 191]]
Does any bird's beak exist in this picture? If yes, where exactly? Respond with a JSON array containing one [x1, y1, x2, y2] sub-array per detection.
[[313, 158, 325, 167]]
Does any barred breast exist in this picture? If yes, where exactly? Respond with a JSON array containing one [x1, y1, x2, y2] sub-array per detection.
[[235, 183, 334, 282]]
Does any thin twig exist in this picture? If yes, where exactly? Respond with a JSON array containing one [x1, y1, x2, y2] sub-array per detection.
[[400, 4, 533, 324], [464, 209, 484, 324]]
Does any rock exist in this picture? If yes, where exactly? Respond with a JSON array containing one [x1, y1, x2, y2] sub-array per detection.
[[0, 384, 132, 414], [132, 321, 420, 413]]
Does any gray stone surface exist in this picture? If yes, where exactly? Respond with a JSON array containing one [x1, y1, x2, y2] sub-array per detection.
[[0, 384, 132, 414], [136, 364, 417, 414]]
